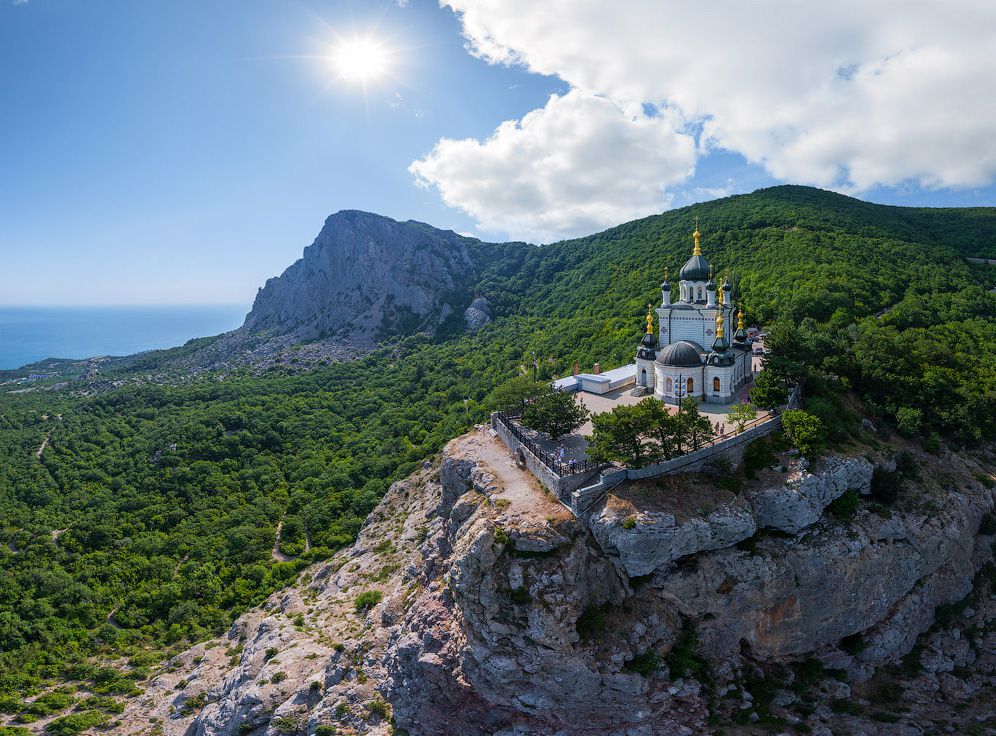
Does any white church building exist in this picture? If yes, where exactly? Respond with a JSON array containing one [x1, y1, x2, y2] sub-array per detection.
[[635, 222, 753, 404]]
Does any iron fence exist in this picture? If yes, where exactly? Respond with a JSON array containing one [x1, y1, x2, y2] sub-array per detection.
[[493, 412, 600, 476]]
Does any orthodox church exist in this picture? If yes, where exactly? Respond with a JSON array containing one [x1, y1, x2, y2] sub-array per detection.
[[635, 221, 753, 404]]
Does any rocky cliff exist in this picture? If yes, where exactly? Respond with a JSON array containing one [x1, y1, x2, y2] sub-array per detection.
[[116, 431, 995, 736], [243, 211, 479, 344]]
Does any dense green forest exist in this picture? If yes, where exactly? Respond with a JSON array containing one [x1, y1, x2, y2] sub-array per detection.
[[0, 186, 994, 716]]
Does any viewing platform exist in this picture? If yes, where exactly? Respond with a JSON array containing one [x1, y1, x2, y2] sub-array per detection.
[[491, 384, 801, 517]]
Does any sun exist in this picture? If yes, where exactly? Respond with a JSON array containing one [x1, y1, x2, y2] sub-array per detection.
[[331, 37, 391, 84]]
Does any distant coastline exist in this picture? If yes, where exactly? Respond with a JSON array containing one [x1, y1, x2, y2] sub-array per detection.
[[0, 304, 246, 371]]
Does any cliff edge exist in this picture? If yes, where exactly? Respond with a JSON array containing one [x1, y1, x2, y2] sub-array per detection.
[[116, 430, 995, 736]]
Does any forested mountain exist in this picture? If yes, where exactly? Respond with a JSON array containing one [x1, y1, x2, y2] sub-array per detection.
[[0, 185, 994, 719]]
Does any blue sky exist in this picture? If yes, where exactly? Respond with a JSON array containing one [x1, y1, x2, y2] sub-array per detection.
[[2, 0, 995, 306]]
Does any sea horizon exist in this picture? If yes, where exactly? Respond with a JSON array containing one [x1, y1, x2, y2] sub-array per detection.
[[0, 304, 247, 370]]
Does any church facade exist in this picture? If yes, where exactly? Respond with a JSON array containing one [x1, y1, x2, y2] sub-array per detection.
[[635, 222, 753, 404]]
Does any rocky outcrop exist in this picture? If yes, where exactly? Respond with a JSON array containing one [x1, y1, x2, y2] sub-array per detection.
[[118, 434, 994, 736], [747, 454, 875, 532], [591, 495, 758, 577], [243, 211, 479, 343], [463, 297, 492, 331]]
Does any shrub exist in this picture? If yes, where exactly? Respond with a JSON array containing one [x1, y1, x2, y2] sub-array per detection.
[[314, 727, 337, 736], [576, 605, 608, 642], [980, 513, 996, 535], [624, 649, 661, 677], [781, 410, 828, 458], [870, 467, 901, 505], [743, 437, 776, 478], [354, 590, 383, 614], [270, 717, 299, 735], [665, 622, 710, 683], [894, 450, 917, 477], [827, 490, 860, 522], [264, 647, 279, 661], [493, 526, 511, 545], [895, 407, 923, 437], [44, 711, 111, 736], [367, 699, 389, 720], [270, 671, 287, 684], [621, 516, 636, 530]]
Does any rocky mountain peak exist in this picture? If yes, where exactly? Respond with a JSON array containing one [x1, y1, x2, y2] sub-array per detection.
[[242, 210, 478, 345]]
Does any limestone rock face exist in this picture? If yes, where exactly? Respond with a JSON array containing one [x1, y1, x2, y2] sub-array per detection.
[[463, 296, 492, 331], [590, 496, 758, 577], [121, 433, 993, 736], [747, 454, 876, 533], [243, 210, 477, 343]]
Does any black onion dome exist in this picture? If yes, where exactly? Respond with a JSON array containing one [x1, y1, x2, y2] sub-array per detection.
[[707, 350, 736, 367], [656, 340, 704, 367], [679, 254, 711, 280], [641, 332, 658, 348], [660, 280, 672, 292]]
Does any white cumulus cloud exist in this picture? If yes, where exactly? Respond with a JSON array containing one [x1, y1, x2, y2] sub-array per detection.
[[410, 90, 695, 241], [414, 0, 996, 240]]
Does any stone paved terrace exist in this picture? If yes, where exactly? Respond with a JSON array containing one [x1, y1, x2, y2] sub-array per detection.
[[514, 379, 771, 471], [573, 378, 768, 436]]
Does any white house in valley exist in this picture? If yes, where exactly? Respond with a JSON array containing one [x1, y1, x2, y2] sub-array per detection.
[[635, 222, 753, 404]]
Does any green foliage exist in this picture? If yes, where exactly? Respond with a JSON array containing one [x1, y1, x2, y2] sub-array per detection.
[[743, 437, 776, 478], [870, 466, 902, 505], [665, 621, 710, 684], [520, 390, 589, 440], [620, 516, 636, 530], [586, 397, 719, 467], [493, 526, 510, 545], [575, 604, 608, 642], [749, 369, 788, 409], [45, 711, 110, 736], [726, 402, 757, 433], [624, 649, 661, 677], [587, 401, 654, 467], [353, 591, 383, 614], [487, 375, 547, 412], [367, 699, 389, 720], [314, 727, 337, 736], [1, 185, 994, 693], [827, 489, 861, 522], [895, 406, 923, 437], [270, 717, 299, 735], [781, 409, 828, 458]]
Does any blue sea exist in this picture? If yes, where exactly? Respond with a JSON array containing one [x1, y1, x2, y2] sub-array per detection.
[[0, 305, 247, 370]]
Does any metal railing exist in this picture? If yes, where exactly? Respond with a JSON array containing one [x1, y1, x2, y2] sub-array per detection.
[[493, 411, 601, 476]]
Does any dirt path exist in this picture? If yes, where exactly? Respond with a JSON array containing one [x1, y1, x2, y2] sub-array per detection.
[[35, 435, 49, 459], [271, 520, 293, 562], [449, 427, 572, 524]]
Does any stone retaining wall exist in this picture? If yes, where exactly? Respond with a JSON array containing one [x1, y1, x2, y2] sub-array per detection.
[[495, 386, 801, 516], [492, 417, 601, 500]]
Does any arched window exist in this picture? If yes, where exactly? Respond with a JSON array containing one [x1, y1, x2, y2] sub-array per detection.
[[687, 377, 694, 394], [666, 377, 673, 394], [697, 286, 704, 301], [713, 376, 721, 393], [641, 368, 647, 386]]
